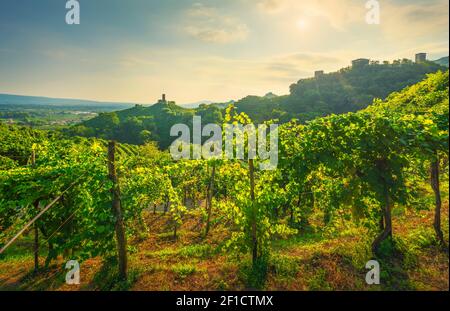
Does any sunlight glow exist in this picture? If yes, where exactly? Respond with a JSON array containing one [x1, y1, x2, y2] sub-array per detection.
[[296, 18, 308, 30]]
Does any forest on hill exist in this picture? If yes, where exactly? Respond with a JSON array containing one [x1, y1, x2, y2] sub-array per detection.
[[0, 71, 448, 291], [67, 60, 447, 148], [236, 59, 447, 123], [68, 101, 223, 148], [433, 56, 449, 68]]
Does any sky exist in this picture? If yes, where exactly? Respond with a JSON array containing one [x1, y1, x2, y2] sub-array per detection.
[[0, 0, 448, 105]]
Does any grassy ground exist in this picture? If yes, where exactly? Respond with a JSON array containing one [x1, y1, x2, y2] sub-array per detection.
[[0, 202, 448, 291]]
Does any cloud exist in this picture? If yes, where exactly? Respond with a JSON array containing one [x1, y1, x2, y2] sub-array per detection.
[[257, 0, 286, 13], [176, 51, 346, 87], [186, 2, 216, 18], [254, 0, 449, 43], [380, 0, 449, 41], [118, 56, 157, 69], [387, 41, 450, 61], [184, 3, 249, 44], [264, 53, 344, 82], [185, 24, 249, 44], [255, 0, 365, 30]]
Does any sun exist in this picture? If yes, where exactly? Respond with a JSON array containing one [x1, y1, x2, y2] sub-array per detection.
[[296, 18, 308, 31]]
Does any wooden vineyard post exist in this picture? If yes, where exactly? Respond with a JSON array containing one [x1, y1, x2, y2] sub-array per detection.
[[108, 141, 128, 281], [32, 149, 39, 274], [249, 159, 257, 266], [204, 163, 216, 238], [371, 161, 393, 254], [431, 152, 445, 247]]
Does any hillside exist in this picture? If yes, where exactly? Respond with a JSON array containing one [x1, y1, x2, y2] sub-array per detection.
[[69, 59, 447, 147], [433, 56, 449, 68], [367, 70, 449, 114], [68, 98, 223, 148], [0, 72, 448, 291], [235, 59, 447, 123]]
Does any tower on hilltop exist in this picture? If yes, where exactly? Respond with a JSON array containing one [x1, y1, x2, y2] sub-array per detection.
[[415, 53, 427, 63]]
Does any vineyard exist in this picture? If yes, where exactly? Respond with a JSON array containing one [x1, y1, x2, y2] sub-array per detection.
[[0, 71, 449, 291]]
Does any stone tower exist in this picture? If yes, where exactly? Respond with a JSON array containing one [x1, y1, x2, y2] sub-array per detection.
[[415, 53, 427, 63], [315, 70, 324, 78], [352, 58, 370, 68]]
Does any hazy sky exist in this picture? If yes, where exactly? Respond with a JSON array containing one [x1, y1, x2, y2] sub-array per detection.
[[0, 0, 448, 104]]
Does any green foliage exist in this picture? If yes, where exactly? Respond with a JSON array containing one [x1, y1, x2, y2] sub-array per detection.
[[218, 107, 297, 263], [0, 128, 174, 265]]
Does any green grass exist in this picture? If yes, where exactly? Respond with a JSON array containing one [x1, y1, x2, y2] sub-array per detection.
[[271, 232, 324, 250], [145, 244, 213, 260], [0, 235, 49, 262], [307, 268, 333, 291], [171, 263, 198, 279], [268, 253, 300, 280], [178, 244, 213, 259]]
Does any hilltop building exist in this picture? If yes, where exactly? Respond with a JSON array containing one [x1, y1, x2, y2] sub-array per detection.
[[415, 53, 427, 63], [352, 58, 370, 68], [157, 94, 168, 104], [264, 92, 277, 99], [315, 70, 324, 78], [155, 94, 176, 106]]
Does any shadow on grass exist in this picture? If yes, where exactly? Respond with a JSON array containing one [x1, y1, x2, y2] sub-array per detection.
[[238, 256, 269, 290], [11, 265, 66, 291], [85, 258, 141, 291]]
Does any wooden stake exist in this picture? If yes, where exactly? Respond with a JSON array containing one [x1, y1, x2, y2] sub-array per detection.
[[32, 149, 39, 274], [204, 163, 216, 238], [431, 153, 445, 248], [108, 141, 128, 281], [249, 159, 258, 265]]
